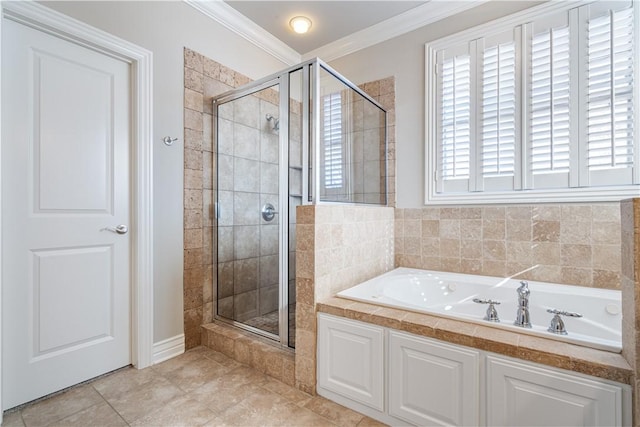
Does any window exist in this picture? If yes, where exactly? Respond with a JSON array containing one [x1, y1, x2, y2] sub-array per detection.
[[425, 0, 639, 204], [322, 92, 343, 189]]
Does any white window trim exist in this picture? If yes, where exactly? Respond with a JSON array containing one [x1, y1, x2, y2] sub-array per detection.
[[425, 0, 640, 205]]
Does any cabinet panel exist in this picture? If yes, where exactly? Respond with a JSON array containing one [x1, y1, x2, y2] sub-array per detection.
[[389, 331, 479, 426], [317, 314, 384, 411], [486, 355, 625, 427]]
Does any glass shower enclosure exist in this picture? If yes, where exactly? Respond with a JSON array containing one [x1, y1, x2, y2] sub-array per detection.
[[212, 59, 386, 348]]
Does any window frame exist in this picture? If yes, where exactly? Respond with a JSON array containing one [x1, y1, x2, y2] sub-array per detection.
[[425, 0, 640, 205]]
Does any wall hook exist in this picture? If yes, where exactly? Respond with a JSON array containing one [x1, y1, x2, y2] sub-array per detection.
[[162, 136, 179, 146]]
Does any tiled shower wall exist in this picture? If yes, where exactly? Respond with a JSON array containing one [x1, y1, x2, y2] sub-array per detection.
[[319, 86, 387, 205], [183, 52, 397, 348], [216, 86, 282, 324], [183, 48, 242, 349], [394, 204, 622, 289], [359, 78, 396, 208]]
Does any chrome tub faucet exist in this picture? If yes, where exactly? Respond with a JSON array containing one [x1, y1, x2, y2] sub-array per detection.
[[514, 281, 532, 328]]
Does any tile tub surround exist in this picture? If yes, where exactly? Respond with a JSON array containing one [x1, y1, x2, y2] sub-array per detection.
[[621, 198, 640, 423], [394, 203, 623, 289], [295, 204, 395, 394], [317, 297, 632, 385]]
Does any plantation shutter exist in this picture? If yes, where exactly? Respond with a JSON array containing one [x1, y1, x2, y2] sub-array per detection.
[[427, 0, 638, 203], [582, 1, 636, 186], [526, 11, 572, 190], [479, 29, 520, 192], [322, 92, 343, 189], [436, 42, 474, 193]]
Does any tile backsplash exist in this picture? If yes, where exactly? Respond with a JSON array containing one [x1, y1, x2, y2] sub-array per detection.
[[395, 203, 622, 289]]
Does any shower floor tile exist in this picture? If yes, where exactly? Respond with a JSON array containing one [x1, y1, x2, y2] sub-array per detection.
[[4, 346, 381, 426], [242, 304, 297, 346]]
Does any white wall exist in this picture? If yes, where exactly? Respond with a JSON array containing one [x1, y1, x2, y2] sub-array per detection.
[[43, 1, 288, 343], [328, 1, 542, 208]]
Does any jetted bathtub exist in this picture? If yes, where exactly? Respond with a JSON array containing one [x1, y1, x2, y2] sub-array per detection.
[[337, 267, 622, 353]]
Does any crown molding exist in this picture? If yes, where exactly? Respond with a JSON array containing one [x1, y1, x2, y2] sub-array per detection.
[[302, 0, 490, 62], [184, 0, 301, 65], [185, 0, 489, 65]]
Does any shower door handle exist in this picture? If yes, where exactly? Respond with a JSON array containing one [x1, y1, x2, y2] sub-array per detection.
[[261, 203, 278, 222]]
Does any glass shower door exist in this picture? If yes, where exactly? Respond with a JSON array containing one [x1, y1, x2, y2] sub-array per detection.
[[215, 82, 281, 339]]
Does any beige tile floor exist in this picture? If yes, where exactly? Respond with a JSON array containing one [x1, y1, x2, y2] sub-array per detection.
[[2, 346, 385, 427]]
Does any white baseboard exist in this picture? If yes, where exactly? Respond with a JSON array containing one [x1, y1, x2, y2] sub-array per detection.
[[152, 334, 185, 364]]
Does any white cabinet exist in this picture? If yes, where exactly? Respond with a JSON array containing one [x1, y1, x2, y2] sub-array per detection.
[[316, 313, 630, 427], [317, 313, 384, 411], [486, 355, 628, 427], [389, 331, 479, 426]]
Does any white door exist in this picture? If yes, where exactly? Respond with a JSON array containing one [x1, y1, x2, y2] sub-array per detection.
[[2, 18, 131, 409]]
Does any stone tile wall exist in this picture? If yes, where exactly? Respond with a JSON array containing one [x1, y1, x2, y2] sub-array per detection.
[[394, 203, 622, 289], [621, 198, 640, 423], [295, 204, 395, 394], [358, 77, 396, 208], [183, 48, 240, 348]]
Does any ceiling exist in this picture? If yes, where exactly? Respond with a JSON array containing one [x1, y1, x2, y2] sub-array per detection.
[[225, 1, 427, 54], [187, 0, 487, 64]]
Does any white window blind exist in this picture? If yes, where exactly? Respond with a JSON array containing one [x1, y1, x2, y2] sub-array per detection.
[[441, 55, 471, 180], [426, 0, 639, 204], [586, 7, 634, 172], [481, 41, 516, 179], [530, 26, 571, 175], [322, 92, 343, 189]]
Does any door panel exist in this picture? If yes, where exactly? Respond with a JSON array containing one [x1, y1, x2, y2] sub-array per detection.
[[389, 331, 480, 426], [33, 246, 113, 357], [317, 314, 385, 411], [216, 83, 281, 338], [2, 18, 131, 408], [35, 51, 113, 212], [486, 355, 624, 426]]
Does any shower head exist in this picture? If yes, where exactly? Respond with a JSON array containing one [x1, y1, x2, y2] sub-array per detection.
[[265, 114, 280, 132]]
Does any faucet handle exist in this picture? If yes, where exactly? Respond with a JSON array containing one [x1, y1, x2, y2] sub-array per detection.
[[547, 308, 582, 318], [473, 298, 500, 305], [517, 281, 530, 297], [473, 298, 501, 322], [547, 308, 582, 335]]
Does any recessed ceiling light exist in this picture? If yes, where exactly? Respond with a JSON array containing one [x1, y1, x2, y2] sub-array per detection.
[[289, 16, 312, 34]]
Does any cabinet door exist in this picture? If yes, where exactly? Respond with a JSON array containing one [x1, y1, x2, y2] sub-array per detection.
[[317, 314, 385, 411], [389, 331, 480, 426], [486, 355, 625, 427]]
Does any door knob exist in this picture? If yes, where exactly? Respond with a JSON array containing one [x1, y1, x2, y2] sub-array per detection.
[[107, 224, 129, 235]]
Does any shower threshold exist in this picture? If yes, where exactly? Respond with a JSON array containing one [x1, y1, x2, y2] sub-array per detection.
[[219, 303, 297, 348]]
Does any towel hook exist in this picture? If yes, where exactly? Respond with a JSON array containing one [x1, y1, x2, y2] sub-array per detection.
[[162, 136, 179, 146]]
